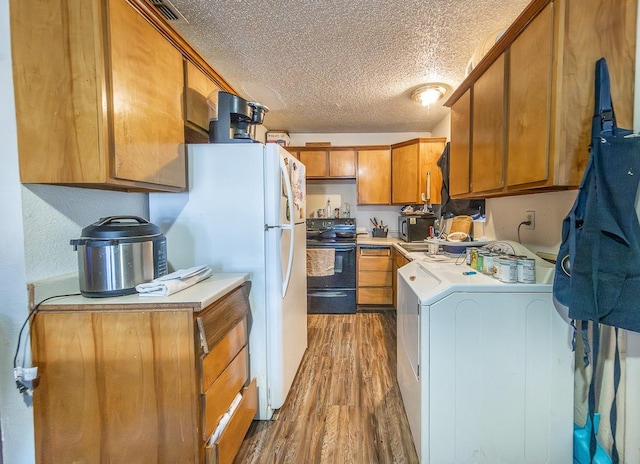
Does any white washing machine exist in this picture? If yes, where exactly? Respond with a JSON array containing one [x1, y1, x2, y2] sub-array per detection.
[[396, 242, 574, 463]]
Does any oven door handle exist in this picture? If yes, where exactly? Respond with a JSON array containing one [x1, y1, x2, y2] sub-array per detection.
[[308, 291, 350, 298], [307, 245, 356, 252]]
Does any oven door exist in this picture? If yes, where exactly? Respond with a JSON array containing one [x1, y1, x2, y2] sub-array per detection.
[[306, 243, 356, 289], [307, 242, 356, 314]]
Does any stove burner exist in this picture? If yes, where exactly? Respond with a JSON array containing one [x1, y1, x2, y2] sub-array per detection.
[[306, 218, 357, 243]]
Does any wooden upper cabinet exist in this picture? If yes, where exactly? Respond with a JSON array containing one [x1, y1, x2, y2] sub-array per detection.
[[109, 0, 185, 189], [299, 150, 329, 177], [293, 148, 356, 179], [391, 138, 446, 204], [450, 89, 471, 196], [444, 0, 636, 198], [471, 54, 505, 194], [9, 0, 239, 192], [285, 148, 300, 160], [357, 148, 391, 205], [391, 143, 419, 203], [185, 60, 221, 133], [329, 149, 356, 177], [507, 2, 553, 188]]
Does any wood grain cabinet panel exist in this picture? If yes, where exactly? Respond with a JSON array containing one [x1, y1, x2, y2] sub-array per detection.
[[294, 148, 356, 178], [10, 0, 195, 191], [357, 148, 391, 205], [185, 60, 221, 133], [329, 149, 356, 177], [391, 138, 446, 204], [392, 247, 411, 309], [299, 150, 329, 177], [444, 0, 636, 198], [31, 282, 253, 464], [471, 54, 506, 194], [109, 0, 186, 188], [449, 89, 472, 196], [391, 143, 420, 203], [357, 246, 393, 305], [507, 2, 553, 188]]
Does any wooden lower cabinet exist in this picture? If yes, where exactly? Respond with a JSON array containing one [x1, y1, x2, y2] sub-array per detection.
[[31, 282, 255, 464], [392, 247, 411, 309], [357, 246, 393, 305]]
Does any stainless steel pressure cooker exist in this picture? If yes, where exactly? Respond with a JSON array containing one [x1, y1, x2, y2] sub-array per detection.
[[70, 216, 167, 297]]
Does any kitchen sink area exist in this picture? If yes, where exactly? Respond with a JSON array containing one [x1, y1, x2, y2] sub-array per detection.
[[396, 242, 430, 253]]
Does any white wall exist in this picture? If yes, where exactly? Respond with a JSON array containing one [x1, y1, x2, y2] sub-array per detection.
[[0, 1, 147, 461], [0, 0, 32, 460]]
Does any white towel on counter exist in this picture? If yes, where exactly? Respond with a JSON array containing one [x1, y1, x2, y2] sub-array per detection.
[[207, 392, 243, 445], [135, 265, 212, 296]]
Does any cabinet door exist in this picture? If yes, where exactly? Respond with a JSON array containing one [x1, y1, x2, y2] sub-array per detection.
[[507, 3, 553, 188], [471, 54, 505, 193], [450, 89, 472, 196], [285, 149, 300, 160], [11, 0, 105, 184], [185, 60, 220, 132], [299, 150, 328, 177], [418, 139, 445, 205], [357, 149, 391, 204], [32, 310, 198, 463], [109, 0, 186, 189], [329, 149, 356, 177], [391, 143, 419, 203]]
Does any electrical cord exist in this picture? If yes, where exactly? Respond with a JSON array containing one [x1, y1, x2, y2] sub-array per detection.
[[13, 292, 80, 395], [517, 220, 532, 244]]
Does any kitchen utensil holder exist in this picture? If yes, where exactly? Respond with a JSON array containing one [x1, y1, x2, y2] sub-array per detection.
[[372, 228, 388, 238]]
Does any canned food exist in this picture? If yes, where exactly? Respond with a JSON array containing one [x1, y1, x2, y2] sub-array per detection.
[[492, 256, 502, 279], [499, 257, 518, 283], [483, 253, 494, 275], [517, 258, 536, 283], [466, 247, 477, 266], [470, 248, 479, 269], [476, 254, 484, 273]]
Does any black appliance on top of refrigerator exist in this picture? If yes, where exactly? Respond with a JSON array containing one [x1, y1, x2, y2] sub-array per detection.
[[306, 218, 357, 314]]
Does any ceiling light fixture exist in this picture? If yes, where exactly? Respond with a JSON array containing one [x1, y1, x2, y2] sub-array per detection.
[[411, 83, 449, 106]]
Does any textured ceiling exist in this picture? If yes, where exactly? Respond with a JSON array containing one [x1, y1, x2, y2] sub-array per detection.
[[166, 0, 530, 133]]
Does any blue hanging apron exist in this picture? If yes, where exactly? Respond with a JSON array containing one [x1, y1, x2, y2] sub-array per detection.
[[553, 58, 640, 463]]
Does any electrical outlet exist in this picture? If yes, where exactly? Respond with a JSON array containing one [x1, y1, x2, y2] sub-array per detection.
[[525, 210, 535, 230]]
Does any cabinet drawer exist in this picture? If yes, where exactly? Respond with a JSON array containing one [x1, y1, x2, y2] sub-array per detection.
[[201, 319, 247, 392], [360, 247, 391, 257], [359, 256, 392, 272], [203, 346, 249, 440], [358, 287, 393, 305], [358, 270, 392, 287], [205, 378, 257, 464], [196, 285, 250, 354]]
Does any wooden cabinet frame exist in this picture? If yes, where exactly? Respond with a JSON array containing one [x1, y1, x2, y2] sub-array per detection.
[[444, 0, 636, 198]]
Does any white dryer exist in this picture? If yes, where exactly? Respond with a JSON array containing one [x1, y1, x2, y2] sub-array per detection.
[[397, 243, 574, 463]]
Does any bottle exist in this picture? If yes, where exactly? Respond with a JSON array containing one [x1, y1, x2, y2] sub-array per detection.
[[326, 199, 331, 218]]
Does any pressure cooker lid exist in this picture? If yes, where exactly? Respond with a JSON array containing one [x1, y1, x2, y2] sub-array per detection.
[[80, 216, 161, 239]]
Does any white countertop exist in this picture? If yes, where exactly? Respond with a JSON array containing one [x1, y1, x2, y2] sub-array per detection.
[[356, 236, 402, 246], [39, 272, 250, 312]]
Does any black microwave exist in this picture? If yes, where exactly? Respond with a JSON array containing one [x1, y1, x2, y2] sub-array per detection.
[[398, 215, 436, 242]]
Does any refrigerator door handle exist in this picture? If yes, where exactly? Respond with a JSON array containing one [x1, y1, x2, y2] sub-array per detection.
[[279, 155, 295, 297]]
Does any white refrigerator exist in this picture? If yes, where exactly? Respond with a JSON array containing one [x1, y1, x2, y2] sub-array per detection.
[[149, 142, 307, 420]]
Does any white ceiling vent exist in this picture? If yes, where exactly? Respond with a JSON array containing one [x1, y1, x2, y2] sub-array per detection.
[[150, 0, 188, 24]]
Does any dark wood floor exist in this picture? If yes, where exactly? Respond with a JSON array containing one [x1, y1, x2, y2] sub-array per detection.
[[234, 310, 419, 464]]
